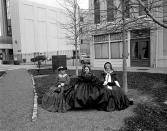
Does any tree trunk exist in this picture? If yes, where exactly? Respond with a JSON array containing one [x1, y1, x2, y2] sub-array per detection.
[[74, 0, 78, 76], [122, 0, 128, 94]]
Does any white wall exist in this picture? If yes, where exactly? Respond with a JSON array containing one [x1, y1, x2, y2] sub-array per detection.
[[9, 0, 21, 54], [0, 0, 2, 37], [11, 0, 74, 61]]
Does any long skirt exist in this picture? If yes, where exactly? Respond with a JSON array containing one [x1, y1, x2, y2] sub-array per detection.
[[103, 85, 131, 111], [42, 86, 71, 112], [73, 82, 107, 109], [63, 85, 75, 108]]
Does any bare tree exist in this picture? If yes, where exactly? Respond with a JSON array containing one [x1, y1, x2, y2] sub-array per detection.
[[56, 0, 81, 76], [137, 0, 167, 28]]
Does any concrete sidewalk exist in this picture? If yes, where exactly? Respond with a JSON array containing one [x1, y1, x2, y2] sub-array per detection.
[[0, 69, 34, 131]]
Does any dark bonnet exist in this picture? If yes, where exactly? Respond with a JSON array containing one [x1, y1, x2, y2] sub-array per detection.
[[57, 66, 67, 71], [104, 62, 113, 70]]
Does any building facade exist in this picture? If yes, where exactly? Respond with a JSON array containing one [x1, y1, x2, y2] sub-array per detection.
[[0, 0, 74, 63], [79, 9, 91, 55], [89, 0, 167, 68], [0, 0, 13, 63]]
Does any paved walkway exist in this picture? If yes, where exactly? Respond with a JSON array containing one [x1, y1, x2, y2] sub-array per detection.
[[0, 69, 34, 131], [0, 64, 36, 71]]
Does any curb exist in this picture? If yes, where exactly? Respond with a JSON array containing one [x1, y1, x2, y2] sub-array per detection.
[[31, 74, 38, 122]]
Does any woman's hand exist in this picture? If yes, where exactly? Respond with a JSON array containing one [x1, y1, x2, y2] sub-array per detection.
[[103, 81, 108, 86], [115, 81, 120, 87], [61, 83, 65, 86]]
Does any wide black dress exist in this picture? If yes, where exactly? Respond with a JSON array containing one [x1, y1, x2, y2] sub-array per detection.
[[100, 72, 132, 111], [72, 73, 107, 109], [42, 74, 71, 112]]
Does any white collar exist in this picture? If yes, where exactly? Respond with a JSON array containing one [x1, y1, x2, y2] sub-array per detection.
[[104, 70, 113, 75], [58, 74, 67, 78], [105, 73, 111, 82]]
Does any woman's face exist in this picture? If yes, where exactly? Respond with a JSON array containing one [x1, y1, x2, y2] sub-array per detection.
[[84, 67, 90, 74], [60, 70, 66, 74], [105, 64, 112, 73]]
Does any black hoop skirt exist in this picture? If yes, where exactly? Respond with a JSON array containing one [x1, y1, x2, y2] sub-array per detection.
[[42, 86, 71, 112], [70, 75, 108, 110]]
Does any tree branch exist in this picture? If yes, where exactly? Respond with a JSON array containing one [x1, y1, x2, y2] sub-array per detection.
[[136, 0, 167, 28]]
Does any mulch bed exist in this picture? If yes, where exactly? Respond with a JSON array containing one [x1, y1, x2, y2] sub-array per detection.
[[29, 69, 167, 131]]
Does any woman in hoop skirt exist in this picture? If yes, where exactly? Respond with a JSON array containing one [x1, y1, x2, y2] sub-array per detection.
[[72, 65, 107, 110], [42, 66, 71, 112], [100, 62, 133, 111]]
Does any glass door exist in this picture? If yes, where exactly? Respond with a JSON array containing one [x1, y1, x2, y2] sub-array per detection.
[[131, 39, 150, 67]]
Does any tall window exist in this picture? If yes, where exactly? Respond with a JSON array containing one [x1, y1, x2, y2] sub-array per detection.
[[139, 0, 148, 16], [163, 1, 167, 56], [94, 0, 100, 24], [4, 0, 12, 36], [107, 0, 114, 22], [80, 17, 84, 22], [163, 0, 167, 24], [0, 24, 2, 36], [125, 0, 130, 18], [95, 43, 109, 59], [110, 42, 122, 58], [110, 33, 124, 59], [94, 35, 109, 59]]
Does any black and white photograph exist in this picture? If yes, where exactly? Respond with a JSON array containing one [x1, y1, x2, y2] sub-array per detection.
[[0, 0, 167, 130]]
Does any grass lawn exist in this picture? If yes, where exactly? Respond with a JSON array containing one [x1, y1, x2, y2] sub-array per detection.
[[29, 69, 167, 131]]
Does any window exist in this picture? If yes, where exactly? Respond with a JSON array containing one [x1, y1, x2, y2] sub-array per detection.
[[107, 0, 114, 22], [95, 43, 109, 59], [132, 42, 138, 59], [4, 0, 12, 36], [0, 24, 2, 36], [94, 33, 126, 59], [94, 34, 109, 42], [139, 0, 148, 16], [110, 42, 123, 59], [80, 17, 84, 22], [163, 0, 167, 23], [80, 27, 83, 33], [81, 39, 83, 44], [94, 0, 100, 24], [163, 29, 167, 56], [142, 41, 149, 59], [110, 33, 122, 41], [125, 0, 130, 18]]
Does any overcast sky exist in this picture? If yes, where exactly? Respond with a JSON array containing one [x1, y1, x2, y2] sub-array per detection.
[[28, 0, 89, 9]]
